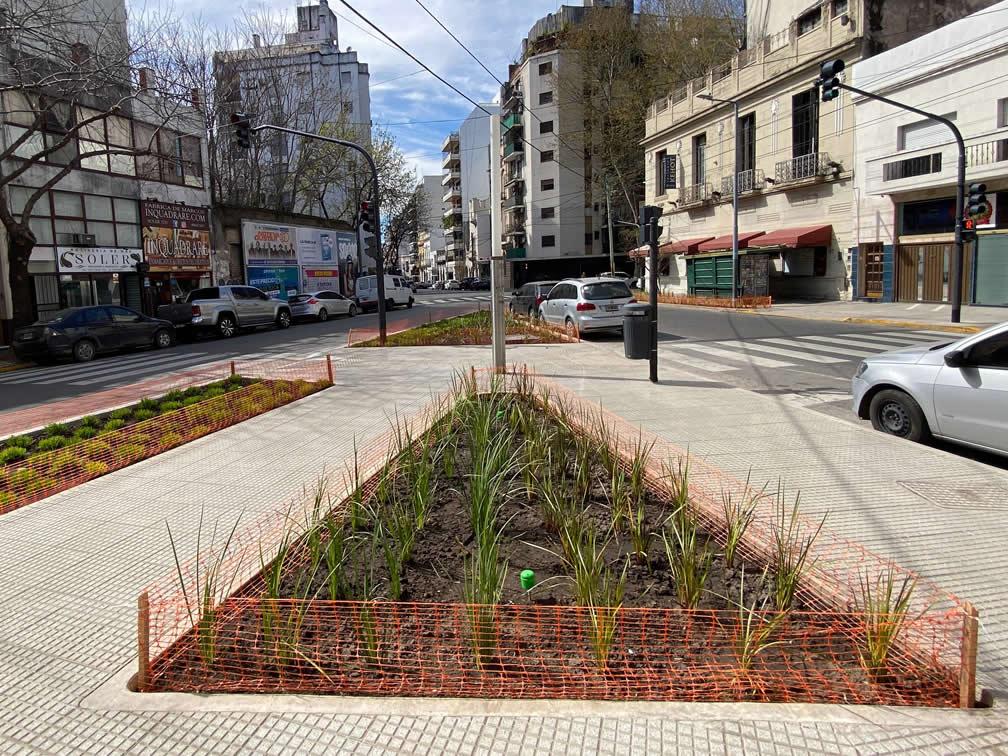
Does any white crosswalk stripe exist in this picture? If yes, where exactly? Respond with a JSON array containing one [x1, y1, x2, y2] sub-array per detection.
[[714, 340, 847, 364], [34, 353, 216, 385], [792, 334, 920, 354], [666, 343, 794, 368], [769, 336, 895, 358]]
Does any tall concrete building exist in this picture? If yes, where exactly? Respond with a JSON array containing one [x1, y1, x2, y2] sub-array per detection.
[[499, 2, 632, 287], [418, 175, 446, 282], [213, 0, 371, 219]]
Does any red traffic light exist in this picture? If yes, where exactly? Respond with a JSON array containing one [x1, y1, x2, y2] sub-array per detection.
[[964, 218, 975, 230]]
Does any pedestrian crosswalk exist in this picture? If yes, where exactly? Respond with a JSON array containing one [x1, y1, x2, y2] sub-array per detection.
[[660, 329, 952, 377]]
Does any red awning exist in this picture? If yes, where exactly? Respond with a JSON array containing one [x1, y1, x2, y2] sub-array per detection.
[[696, 231, 766, 253], [750, 224, 833, 249], [660, 236, 715, 255], [628, 244, 650, 258]]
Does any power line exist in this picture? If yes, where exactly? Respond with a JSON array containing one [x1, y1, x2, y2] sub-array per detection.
[[412, 0, 504, 87]]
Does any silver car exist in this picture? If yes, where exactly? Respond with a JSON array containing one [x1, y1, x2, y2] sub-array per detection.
[[851, 321, 1008, 456], [289, 291, 357, 322], [539, 277, 636, 336]]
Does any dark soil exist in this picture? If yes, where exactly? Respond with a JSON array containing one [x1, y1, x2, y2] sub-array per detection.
[[150, 394, 958, 705]]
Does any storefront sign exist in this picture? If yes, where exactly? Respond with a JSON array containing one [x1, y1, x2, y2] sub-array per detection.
[[247, 265, 300, 301], [57, 246, 142, 273], [141, 201, 211, 271], [242, 221, 298, 266]]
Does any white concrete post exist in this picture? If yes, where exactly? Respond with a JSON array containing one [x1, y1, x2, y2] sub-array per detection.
[[490, 114, 505, 372]]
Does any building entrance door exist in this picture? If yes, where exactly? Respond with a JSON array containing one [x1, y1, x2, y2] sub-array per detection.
[[895, 243, 973, 303], [860, 242, 884, 298]]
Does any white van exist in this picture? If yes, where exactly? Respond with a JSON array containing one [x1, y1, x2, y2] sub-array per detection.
[[355, 275, 414, 312]]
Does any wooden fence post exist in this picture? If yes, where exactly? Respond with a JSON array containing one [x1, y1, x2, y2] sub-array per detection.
[[326, 354, 334, 383], [137, 591, 150, 692], [229, 360, 236, 377], [960, 601, 979, 708]]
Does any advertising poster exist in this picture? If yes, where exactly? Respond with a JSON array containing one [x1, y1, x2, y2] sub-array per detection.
[[247, 265, 300, 300], [302, 268, 341, 292], [242, 221, 298, 266], [141, 201, 211, 272], [296, 228, 356, 266]]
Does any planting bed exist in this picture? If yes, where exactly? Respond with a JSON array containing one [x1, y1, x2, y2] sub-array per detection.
[[352, 310, 573, 347], [0, 375, 331, 515], [148, 375, 963, 705]]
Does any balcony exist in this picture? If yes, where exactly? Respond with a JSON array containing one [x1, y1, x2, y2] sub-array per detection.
[[967, 136, 1008, 167], [720, 169, 765, 197], [503, 83, 522, 111], [441, 169, 460, 186], [441, 131, 459, 153], [678, 182, 713, 208], [505, 246, 526, 259], [443, 204, 462, 219], [441, 150, 460, 170], [503, 171, 524, 188], [774, 152, 832, 185], [435, 253, 446, 265], [442, 185, 461, 203], [503, 142, 523, 162], [502, 191, 524, 210], [504, 219, 525, 237], [502, 113, 522, 133]]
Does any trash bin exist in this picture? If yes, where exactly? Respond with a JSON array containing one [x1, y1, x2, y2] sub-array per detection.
[[622, 302, 650, 360]]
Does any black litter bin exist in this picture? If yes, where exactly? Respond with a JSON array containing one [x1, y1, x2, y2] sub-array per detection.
[[622, 302, 650, 359]]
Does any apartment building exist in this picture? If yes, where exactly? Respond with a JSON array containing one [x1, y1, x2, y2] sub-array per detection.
[[418, 175, 446, 282], [851, 0, 1008, 305], [641, 0, 996, 300], [499, 3, 631, 288]]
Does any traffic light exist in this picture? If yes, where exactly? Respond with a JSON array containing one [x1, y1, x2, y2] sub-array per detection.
[[967, 182, 988, 219], [230, 112, 251, 150], [819, 59, 845, 102], [359, 201, 374, 234], [962, 218, 977, 243], [638, 205, 662, 245]]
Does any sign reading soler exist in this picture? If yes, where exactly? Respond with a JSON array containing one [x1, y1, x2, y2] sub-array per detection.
[[57, 247, 143, 273]]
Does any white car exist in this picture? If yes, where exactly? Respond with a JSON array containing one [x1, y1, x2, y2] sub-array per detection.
[[851, 321, 1008, 457], [289, 291, 357, 322], [444, 280, 461, 290], [355, 275, 414, 312], [538, 277, 635, 335]]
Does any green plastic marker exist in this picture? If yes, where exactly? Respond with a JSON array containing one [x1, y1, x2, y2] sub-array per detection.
[[520, 569, 535, 590], [496, 410, 504, 419]]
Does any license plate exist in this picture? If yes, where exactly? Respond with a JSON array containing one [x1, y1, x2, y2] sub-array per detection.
[[19, 333, 34, 341], [605, 305, 619, 312]]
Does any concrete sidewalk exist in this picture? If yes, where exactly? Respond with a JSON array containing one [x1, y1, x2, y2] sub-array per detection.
[[1, 342, 1006, 753], [759, 300, 1004, 330]]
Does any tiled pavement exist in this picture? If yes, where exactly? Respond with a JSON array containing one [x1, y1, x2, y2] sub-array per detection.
[[1, 342, 1007, 753]]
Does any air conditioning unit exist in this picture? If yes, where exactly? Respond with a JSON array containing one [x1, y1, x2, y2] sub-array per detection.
[[71, 233, 96, 247]]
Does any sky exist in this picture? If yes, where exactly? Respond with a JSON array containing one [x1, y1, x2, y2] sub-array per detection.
[[179, 0, 568, 180]]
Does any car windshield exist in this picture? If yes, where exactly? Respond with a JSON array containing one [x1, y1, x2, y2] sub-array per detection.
[[582, 282, 632, 300], [289, 295, 311, 304], [36, 309, 77, 324]]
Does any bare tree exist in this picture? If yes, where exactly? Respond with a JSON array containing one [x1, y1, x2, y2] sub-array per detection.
[[0, 0, 195, 328]]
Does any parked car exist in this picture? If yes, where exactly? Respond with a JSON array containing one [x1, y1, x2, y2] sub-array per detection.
[[444, 279, 461, 290], [13, 305, 174, 363], [289, 291, 357, 321], [510, 280, 560, 318], [431, 281, 443, 290], [156, 285, 292, 339], [355, 274, 414, 312], [472, 278, 491, 290], [851, 321, 1008, 457], [416, 281, 432, 290], [601, 271, 631, 280], [538, 277, 635, 336]]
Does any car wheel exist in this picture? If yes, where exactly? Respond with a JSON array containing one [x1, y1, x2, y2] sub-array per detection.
[[564, 318, 577, 338], [869, 389, 930, 442], [277, 310, 292, 329], [317, 308, 329, 322], [217, 314, 237, 338], [348, 304, 357, 317], [152, 328, 173, 349], [407, 298, 414, 309], [73, 339, 96, 362]]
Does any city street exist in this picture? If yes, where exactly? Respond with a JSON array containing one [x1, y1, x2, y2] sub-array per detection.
[[0, 291, 490, 412]]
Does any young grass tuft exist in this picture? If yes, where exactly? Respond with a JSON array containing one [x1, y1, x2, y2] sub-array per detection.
[[857, 564, 918, 677], [721, 472, 762, 569], [661, 509, 712, 609], [771, 482, 826, 612], [734, 566, 789, 672]]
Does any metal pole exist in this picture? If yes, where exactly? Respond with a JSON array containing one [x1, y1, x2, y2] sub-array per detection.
[[837, 82, 966, 323], [605, 180, 616, 274], [489, 114, 506, 372], [250, 124, 387, 342], [732, 101, 740, 307], [648, 215, 659, 384]]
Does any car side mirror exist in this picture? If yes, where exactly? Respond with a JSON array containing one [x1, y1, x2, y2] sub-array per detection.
[[944, 349, 970, 368], [135, 315, 144, 322]]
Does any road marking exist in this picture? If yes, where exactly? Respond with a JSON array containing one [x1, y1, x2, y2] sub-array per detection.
[[717, 340, 847, 364], [660, 352, 739, 373], [764, 337, 881, 358], [907, 303, 920, 310], [667, 343, 794, 368], [840, 331, 930, 344], [932, 305, 944, 312], [791, 335, 919, 355], [39, 353, 216, 385], [0, 350, 209, 384]]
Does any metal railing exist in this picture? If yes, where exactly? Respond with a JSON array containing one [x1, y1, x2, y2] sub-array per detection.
[[966, 137, 1008, 167], [502, 192, 524, 210], [775, 152, 830, 183], [721, 169, 765, 196], [679, 182, 713, 205]]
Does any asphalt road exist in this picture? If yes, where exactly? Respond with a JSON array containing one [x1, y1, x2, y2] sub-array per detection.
[[0, 290, 490, 412]]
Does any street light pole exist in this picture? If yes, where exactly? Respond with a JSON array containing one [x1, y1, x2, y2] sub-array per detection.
[[698, 93, 740, 306], [605, 180, 616, 274]]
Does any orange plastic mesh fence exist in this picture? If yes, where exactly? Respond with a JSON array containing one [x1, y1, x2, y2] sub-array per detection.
[[143, 366, 968, 704], [0, 358, 334, 516]]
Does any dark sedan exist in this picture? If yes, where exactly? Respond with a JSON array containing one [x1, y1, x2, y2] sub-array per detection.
[[13, 305, 175, 363], [509, 280, 559, 318]]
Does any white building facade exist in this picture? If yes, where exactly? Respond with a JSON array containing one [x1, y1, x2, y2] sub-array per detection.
[[419, 174, 446, 282]]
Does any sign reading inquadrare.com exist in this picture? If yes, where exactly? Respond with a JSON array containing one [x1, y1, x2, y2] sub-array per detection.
[[141, 201, 212, 271]]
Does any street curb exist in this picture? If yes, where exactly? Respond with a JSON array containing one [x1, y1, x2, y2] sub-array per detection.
[[0, 362, 31, 373]]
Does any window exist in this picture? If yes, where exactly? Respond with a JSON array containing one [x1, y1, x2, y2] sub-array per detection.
[[539, 90, 553, 105], [997, 98, 1008, 128], [540, 150, 554, 163], [898, 113, 955, 151], [541, 179, 554, 191], [655, 149, 676, 192], [82, 308, 110, 324], [538, 61, 552, 76], [583, 281, 632, 300], [692, 133, 706, 185], [542, 235, 556, 247], [832, 0, 848, 15], [585, 232, 593, 245], [738, 113, 756, 172], [540, 120, 553, 134], [341, 71, 352, 85], [541, 207, 555, 219], [797, 6, 821, 35], [594, 230, 600, 239], [106, 306, 138, 323], [792, 88, 819, 158], [969, 332, 1008, 368]]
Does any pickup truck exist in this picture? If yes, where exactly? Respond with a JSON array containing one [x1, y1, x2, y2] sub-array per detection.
[[156, 285, 293, 339]]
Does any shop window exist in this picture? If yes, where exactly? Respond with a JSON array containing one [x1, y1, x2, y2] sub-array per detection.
[[113, 198, 139, 223], [84, 195, 114, 221], [90, 221, 116, 246], [29, 217, 54, 245], [53, 191, 82, 217]]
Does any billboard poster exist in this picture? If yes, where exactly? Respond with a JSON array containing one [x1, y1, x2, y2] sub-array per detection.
[[247, 265, 300, 301], [296, 228, 356, 266], [141, 201, 211, 271], [302, 267, 341, 292], [242, 221, 298, 266]]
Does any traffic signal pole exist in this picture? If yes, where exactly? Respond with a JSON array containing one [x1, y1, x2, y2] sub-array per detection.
[[817, 64, 968, 323], [245, 123, 389, 343]]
